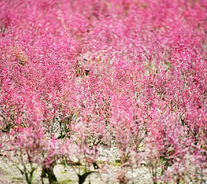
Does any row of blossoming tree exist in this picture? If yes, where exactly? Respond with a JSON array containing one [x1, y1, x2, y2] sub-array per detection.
[[0, 0, 207, 183]]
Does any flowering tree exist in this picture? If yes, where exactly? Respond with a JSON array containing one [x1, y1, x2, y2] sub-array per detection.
[[0, 0, 207, 183]]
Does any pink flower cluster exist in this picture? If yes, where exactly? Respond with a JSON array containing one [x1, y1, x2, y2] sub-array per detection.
[[0, 0, 207, 183]]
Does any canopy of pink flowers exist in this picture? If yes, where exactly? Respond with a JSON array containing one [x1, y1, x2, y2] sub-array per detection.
[[0, 0, 207, 183]]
